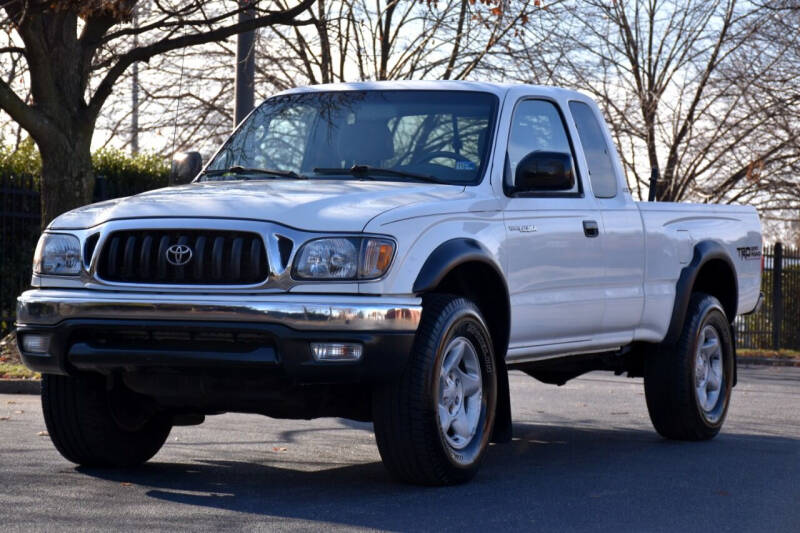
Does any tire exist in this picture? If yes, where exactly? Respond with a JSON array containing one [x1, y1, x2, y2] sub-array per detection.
[[42, 373, 172, 467], [644, 292, 734, 440], [372, 294, 497, 485]]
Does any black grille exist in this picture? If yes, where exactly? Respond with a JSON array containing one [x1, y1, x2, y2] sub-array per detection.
[[97, 230, 268, 284]]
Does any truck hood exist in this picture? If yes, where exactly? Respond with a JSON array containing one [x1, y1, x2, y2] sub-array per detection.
[[49, 179, 465, 232]]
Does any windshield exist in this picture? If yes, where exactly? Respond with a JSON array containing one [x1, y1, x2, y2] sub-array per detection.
[[203, 90, 498, 184]]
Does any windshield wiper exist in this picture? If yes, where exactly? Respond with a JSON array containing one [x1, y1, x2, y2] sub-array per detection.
[[312, 165, 446, 184], [201, 166, 306, 180]]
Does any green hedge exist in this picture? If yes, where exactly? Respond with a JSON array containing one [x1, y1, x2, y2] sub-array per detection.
[[92, 148, 170, 198], [0, 140, 171, 191], [0, 139, 41, 178]]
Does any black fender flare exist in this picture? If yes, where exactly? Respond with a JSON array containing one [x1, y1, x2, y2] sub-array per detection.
[[413, 238, 507, 296], [412, 238, 513, 443], [664, 240, 738, 345]]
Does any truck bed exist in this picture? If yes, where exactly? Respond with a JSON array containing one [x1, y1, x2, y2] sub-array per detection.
[[635, 201, 762, 343]]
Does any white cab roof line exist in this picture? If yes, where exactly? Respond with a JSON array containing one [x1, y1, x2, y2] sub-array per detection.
[[271, 80, 588, 102]]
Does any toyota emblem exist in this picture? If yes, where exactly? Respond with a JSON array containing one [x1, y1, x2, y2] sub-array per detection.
[[166, 244, 193, 266]]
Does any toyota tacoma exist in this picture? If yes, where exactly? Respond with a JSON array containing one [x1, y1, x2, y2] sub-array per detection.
[[17, 81, 763, 485]]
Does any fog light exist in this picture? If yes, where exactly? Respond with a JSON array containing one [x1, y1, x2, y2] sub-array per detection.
[[310, 342, 363, 362], [21, 333, 50, 354]]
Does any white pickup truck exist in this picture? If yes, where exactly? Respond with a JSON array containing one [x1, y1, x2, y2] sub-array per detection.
[[17, 81, 763, 485]]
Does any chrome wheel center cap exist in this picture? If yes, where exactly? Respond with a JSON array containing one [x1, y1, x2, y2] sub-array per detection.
[[442, 374, 463, 413]]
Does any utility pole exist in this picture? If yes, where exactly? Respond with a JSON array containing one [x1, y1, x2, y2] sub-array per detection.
[[131, 4, 139, 154], [234, 0, 256, 128]]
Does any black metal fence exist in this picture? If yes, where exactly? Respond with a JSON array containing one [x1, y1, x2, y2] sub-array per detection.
[[735, 243, 800, 351], [0, 174, 40, 334], [0, 174, 164, 335]]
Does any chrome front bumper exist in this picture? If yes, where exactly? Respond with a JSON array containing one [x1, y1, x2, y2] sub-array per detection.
[[16, 289, 422, 331]]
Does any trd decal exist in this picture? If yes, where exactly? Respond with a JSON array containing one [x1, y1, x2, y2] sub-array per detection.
[[737, 246, 761, 260]]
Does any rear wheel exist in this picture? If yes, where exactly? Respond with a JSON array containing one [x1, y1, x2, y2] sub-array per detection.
[[42, 374, 172, 467], [373, 294, 497, 485], [644, 293, 734, 440]]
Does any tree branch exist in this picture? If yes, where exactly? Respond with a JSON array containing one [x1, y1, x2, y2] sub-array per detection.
[[87, 0, 315, 122], [0, 46, 26, 56], [0, 77, 51, 141]]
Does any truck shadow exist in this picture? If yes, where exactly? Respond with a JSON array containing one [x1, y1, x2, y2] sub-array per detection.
[[78, 422, 799, 531]]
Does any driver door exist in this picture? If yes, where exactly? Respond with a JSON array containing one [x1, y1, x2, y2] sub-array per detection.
[[501, 98, 606, 359]]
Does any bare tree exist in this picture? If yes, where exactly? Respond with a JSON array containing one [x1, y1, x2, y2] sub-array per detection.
[[510, 0, 800, 214], [97, 37, 243, 157], [731, 0, 800, 239], [0, 0, 314, 227], [97, 0, 542, 159], [266, 0, 536, 83]]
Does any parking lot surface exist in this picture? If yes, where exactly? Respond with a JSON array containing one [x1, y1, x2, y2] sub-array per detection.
[[1, 366, 798, 532]]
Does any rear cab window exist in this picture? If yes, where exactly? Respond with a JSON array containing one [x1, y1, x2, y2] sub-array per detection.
[[568, 101, 618, 198]]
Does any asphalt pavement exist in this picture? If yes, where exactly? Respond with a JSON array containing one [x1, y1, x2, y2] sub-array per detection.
[[1, 365, 798, 532]]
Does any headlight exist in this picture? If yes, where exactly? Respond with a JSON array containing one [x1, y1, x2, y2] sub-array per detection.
[[294, 237, 395, 280], [33, 233, 81, 276]]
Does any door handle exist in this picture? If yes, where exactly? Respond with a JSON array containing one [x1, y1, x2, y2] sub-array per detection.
[[583, 220, 599, 238]]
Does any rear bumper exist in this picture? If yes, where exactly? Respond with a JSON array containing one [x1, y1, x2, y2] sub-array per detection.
[[15, 290, 421, 383]]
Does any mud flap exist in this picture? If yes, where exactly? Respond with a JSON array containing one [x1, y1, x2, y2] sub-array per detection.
[[490, 358, 512, 443]]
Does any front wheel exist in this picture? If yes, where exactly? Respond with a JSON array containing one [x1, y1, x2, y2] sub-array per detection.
[[372, 294, 497, 485], [644, 293, 734, 440], [42, 374, 172, 467]]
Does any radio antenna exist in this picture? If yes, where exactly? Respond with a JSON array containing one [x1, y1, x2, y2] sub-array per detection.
[[170, 41, 188, 161]]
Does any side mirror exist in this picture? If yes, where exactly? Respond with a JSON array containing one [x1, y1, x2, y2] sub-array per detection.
[[170, 151, 203, 185], [512, 151, 575, 193]]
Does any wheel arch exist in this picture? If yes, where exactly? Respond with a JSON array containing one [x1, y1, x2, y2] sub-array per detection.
[[664, 240, 738, 346], [413, 238, 512, 443]]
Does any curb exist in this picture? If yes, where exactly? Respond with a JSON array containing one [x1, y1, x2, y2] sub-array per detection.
[[0, 380, 40, 394], [738, 356, 800, 368]]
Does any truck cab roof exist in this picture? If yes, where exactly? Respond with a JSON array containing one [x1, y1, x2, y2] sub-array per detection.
[[274, 79, 589, 102]]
